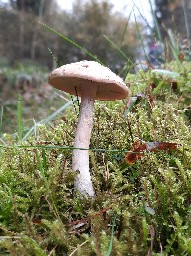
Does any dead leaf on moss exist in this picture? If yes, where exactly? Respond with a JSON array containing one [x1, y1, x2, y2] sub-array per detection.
[[125, 141, 180, 164]]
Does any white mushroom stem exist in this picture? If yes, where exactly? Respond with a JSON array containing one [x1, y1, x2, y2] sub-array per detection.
[[72, 85, 97, 196]]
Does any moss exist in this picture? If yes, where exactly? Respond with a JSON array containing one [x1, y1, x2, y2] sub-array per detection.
[[1, 67, 191, 255]]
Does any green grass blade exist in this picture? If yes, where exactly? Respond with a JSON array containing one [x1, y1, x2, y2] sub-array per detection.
[[17, 94, 23, 140], [181, 0, 191, 52], [103, 35, 135, 73], [119, 9, 133, 47], [0, 106, 3, 135], [0, 144, 135, 154], [35, 149, 47, 179], [35, 149, 44, 174], [48, 47, 60, 67], [148, 0, 162, 42], [168, 41, 182, 69], [104, 35, 132, 63], [42, 148, 47, 171], [40, 22, 104, 65], [132, 1, 153, 31], [134, 13, 149, 62], [22, 97, 77, 141], [107, 216, 116, 256]]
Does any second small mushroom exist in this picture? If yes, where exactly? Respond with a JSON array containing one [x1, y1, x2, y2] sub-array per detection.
[[49, 60, 129, 197]]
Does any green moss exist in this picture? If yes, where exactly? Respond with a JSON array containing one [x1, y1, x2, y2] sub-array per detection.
[[1, 67, 191, 255]]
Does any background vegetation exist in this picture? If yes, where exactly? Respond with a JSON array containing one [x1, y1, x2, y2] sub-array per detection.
[[0, 0, 140, 68]]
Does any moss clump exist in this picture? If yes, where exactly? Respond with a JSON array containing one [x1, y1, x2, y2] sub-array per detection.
[[1, 76, 191, 255]]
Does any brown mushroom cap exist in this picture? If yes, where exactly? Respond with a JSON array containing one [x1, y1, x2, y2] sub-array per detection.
[[48, 60, 129, 100]]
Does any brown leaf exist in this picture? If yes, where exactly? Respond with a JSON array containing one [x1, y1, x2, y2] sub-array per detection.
[[179, 52, 184, 62], [125, 141, 180, 164]]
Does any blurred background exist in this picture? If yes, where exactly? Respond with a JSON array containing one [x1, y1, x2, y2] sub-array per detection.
[[0, 0, 190, 134]]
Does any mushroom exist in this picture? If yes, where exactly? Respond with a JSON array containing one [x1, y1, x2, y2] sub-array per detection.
[[48, 60, 129, 197]]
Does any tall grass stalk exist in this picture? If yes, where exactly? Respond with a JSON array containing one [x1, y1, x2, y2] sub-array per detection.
[[132, 0, 153, 31], [48, 47, 60, 67], [148, 0, 162, 43], [181, 0, 191, 52], [0, 106, 3, 135], [167, 29, 183, 68], [40, 22, 104, 65], [103, 35, 133, 64], [103, 35, 134, 73], [17, 94, 23, 140], [107, 216, 116, 256], [0, 144, 133, 153], [22, 97, 77, 141], [119, 9, 133, 47], [133, 13, 149, 62]]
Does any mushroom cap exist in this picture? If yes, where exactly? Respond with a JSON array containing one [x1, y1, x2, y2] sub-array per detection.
[[48, 60, 129, 100]]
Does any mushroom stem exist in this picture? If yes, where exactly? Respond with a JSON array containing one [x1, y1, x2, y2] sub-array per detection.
[[72, 86, 97, 196]]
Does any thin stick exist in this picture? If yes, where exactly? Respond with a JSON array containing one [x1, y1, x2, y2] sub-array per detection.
[[69, 240, 88, 256]]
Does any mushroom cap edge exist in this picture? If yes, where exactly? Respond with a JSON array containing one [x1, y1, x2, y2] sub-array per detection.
[[48, 60, 129, 100]]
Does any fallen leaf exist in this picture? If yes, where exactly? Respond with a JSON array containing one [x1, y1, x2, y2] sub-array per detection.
[[179, 52, 184, 62], [125, 141, 180, 164]]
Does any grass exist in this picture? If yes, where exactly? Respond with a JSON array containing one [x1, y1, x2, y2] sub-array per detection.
[[17, 95, 22, 141], [40, 22, 104, 65], [0, 63, 74, 135]]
